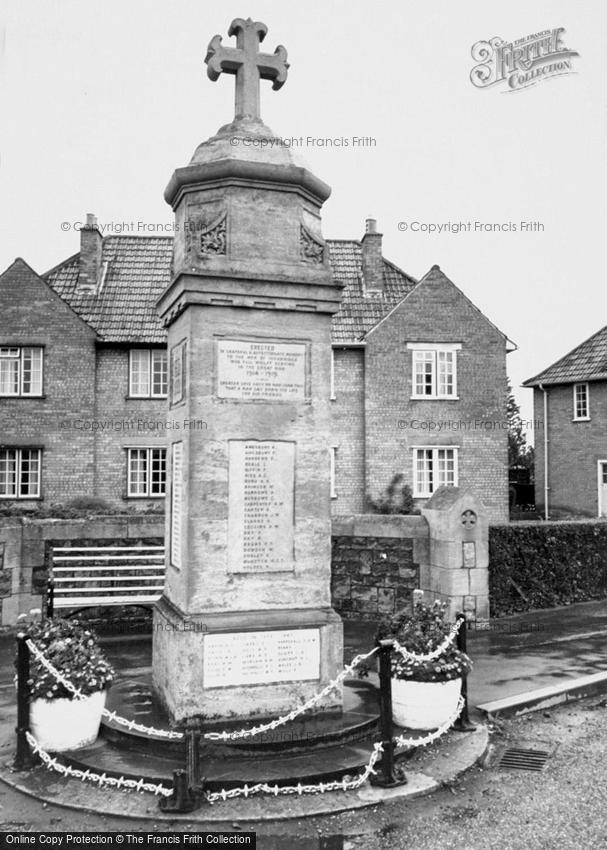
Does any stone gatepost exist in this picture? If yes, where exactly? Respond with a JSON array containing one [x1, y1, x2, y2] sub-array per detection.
[[418, 486, 489, 623]]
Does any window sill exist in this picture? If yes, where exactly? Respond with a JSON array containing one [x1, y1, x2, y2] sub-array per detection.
[[125, 495, 166, 500], [572, 417, 591, 422], [410, 396, 459, 401], [126, 396, 168, 401]]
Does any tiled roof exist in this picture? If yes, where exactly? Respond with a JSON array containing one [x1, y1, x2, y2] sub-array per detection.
[[327, 242, 418, 343], [524, 325, 607, 386], [44, 236, 419, 344], [45, 237, 172, 344]]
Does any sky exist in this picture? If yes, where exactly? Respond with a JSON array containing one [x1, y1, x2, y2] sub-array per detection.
[[1, 1, 605, 435]]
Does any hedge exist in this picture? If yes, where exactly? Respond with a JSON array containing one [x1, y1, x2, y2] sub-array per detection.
[[489, 521, 607, 616]]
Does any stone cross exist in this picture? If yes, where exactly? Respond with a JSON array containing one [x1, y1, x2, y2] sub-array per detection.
[[205, 18, 289, 121]]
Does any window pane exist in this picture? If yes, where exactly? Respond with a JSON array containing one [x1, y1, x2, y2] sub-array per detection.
[[0, 450, 17, 497], [437, 449, 456, 487], [150, 449, 167, 496], [414, 351, 434, 395], [128, 449, 148, 495], [0, 355, 19, 395], [415, 449, 433, 495], [575, 384, 588, 418], [130, 350, 150, 396], [22, 348, 43, 395], [152, 350, 168, 397], [20, 449, 40, 497], [437, 351, 454, 396]]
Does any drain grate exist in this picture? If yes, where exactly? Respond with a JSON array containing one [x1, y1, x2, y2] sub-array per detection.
[[499, 747, 551, 771]]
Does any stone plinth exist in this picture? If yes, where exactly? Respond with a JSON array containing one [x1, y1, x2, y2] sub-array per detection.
[[418, 487, 489, 622]]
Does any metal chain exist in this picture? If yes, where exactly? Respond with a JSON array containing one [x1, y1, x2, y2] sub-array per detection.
[[25, 639, 378, 744], [25, 731, 172, 797], [392, 618, 463, 663], [204, 742, 384, 803], [203, 647, 379, 742], [393, 696, 464, 749]]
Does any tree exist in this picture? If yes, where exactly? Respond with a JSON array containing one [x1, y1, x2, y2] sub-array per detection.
[[507, 380, 534, 480]]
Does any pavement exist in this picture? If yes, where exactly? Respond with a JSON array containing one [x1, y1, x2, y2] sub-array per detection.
[[2, 598, 607, 822]]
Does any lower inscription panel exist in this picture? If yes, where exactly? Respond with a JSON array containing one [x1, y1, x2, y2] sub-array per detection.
[[203, 628, 321, 688]]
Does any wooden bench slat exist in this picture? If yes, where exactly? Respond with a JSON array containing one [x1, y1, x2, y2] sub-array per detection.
[[53, 565, 165, 573], [53, 555, 165, 562], [54, 594, 162, 607], [52, 546, 165, 552]]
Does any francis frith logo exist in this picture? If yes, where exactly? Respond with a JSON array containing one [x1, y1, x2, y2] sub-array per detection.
[[470, 28, 579, 92]]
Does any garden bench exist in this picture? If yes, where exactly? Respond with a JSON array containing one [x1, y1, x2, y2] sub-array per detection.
[[47, 545, 165, 614]]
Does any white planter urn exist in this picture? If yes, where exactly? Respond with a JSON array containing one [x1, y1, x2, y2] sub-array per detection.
[[391, 677, 462, 730], [30, 690, 107, 752]]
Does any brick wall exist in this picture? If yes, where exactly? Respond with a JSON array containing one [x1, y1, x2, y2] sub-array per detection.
[[330, 348, 365, 514], [364, 268, 509, 522], [0, 260, 97, 507], [94, 346, 168, 509], [330, 515, 426, 621], [533, 383, 607, 517]]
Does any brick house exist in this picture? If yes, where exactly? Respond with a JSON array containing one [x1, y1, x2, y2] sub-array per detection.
[[0, 217, 512, 520], [524, 325, 607, 518]]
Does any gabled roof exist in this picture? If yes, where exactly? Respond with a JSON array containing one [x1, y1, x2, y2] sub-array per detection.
[[43, 235, 419, 344], [524, 325, 607, 387], [45, 237, 172, 344]]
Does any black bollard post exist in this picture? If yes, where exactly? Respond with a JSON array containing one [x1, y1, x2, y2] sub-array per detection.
[[185, 729, 203, 792], [453, 613, 477, 732], [158, 769, 197, 813], [46, 579, 54, 620], [369, 639, 408, 788], [14, 634, 38, 771]]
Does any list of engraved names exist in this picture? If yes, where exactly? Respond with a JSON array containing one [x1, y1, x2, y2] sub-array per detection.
[[228, 440, 295, 573], [204, 628, 320, 688]]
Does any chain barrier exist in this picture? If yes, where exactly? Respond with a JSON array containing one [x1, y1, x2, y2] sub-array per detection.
[[204, 742, 384, 804], [26, 639, 378, 744], [203, 647, 379, 742], [23, 637, 468, 804], [392, 617, 463, 663], [25, 731, 172, 797]]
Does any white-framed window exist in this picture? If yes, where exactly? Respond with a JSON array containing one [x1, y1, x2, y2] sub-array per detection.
[[573, 382, 590, 420], [407, 343, 461, 399], [330, 349, 336, 400], [413, 447, 458, 497], [0, 347, 43, 397], [330, 446, 337, 498], [129, 349, 167, 398], [170, 341, 186, 406], [0, 448, 42, 498], [127, 447, 167, 497]]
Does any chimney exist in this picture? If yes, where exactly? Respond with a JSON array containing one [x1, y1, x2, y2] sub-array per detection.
[[78, 213, 102, 293], [361, 217, 384, 292]]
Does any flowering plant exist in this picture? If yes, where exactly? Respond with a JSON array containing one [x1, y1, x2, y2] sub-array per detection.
[[377, 600, 472, 683], [18, 616, 115, 700]]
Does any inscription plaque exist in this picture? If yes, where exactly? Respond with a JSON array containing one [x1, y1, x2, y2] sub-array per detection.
[[217, 339, 306, 401], [228, 440, 294, 573], [203, 628, 320, 688], [171, 442, 183, 569]]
